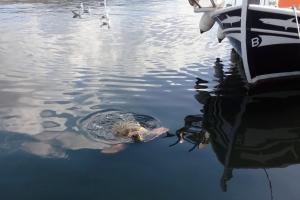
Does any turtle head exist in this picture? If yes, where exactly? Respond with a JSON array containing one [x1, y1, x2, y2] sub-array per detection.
[[131, 133, 143, 142]]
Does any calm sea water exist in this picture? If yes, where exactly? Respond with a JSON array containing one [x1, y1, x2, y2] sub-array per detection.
[[1, 0, 300, 199]]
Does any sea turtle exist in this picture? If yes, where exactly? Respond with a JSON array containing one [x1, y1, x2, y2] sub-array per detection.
[[78, 110, 168, 144], [111, 120, 168, 142]]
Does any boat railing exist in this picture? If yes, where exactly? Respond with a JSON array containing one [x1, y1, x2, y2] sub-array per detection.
[[190, 0, 278, 12], [248, 0, 300, 7], [231, 0, 277, 6], [190, 0, 300, 12]]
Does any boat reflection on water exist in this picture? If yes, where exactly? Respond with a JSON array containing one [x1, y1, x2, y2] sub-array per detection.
[[174, 50, 300, 193]]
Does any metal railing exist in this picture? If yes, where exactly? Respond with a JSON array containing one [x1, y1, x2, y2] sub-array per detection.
[[231, 0, 278, 6]]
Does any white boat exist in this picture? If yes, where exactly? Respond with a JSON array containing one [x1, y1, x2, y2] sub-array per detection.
[[189, 0, 300, 84]]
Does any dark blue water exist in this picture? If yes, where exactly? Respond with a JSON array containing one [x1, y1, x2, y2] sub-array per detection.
[[0, 0, 300, 199]]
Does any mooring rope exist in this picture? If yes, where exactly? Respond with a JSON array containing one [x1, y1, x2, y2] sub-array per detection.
[[293, 6, 300, 39], [263, 169, 274, 200]]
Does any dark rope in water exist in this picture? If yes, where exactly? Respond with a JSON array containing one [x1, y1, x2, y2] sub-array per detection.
[[263, 168, 274, 200]]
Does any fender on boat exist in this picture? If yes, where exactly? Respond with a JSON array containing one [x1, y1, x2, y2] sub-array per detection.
[[197, 0, 225, 33], [199, 12, 215, 33], [217, 26, 225, 43]]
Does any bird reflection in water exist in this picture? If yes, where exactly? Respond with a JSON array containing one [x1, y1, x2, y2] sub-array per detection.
[[173, 50, 300, 199]]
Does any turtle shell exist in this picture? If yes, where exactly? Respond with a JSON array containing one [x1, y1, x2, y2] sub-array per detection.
[[77, 109, 164, 144]]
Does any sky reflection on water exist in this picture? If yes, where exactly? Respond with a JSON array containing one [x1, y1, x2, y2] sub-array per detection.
[[0, 0, 227, 135]]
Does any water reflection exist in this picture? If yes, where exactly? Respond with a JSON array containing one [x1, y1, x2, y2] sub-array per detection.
[[176, 50, 300, 194], [0, 0, 220, 160], [0, 0, 216, 135], [0, 129, 128, 158], [2, 0, 292, 199]]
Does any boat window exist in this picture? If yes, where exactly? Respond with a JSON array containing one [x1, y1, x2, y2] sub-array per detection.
[[249, 0, 260, 4]]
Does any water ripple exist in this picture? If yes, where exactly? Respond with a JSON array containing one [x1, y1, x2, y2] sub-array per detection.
[[0, 0, 230, 137]]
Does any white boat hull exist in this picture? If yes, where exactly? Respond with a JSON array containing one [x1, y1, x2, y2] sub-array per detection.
[[211, 5, 300, 83]]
